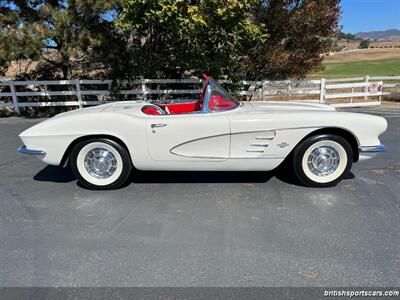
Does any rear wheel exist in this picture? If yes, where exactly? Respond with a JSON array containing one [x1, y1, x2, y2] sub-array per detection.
[[292, 134, 353, 187], [70, 138, 132, 190]]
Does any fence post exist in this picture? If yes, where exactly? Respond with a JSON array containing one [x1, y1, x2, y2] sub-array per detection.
[[261, 80, 266, 101], [319, 78, 326, 103], [351, 87, 354, 103], [9, 81, 20, 115], [75, 79, 83, 109], [364, 75, 369, 101], [263, 80, 269, 102], [141, 78, 147, 101]]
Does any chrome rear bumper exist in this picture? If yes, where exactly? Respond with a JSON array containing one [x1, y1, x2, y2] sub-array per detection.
[[359, 144, 386, 153], [18, 145, 46, 155]]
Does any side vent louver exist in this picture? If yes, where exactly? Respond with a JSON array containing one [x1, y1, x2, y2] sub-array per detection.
[[246, 131, 276, 153]]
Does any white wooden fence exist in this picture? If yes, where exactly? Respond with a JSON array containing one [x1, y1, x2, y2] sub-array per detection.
[[1, 75, 399, 114]]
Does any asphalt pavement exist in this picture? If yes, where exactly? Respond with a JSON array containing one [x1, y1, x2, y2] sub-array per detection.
[[0, 107, 399, 287]]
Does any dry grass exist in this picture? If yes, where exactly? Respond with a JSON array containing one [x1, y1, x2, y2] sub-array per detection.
[[324, 48, 400, 63]]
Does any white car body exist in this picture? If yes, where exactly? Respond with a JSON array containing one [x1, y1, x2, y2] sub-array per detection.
[[19, 99, 387, 172]]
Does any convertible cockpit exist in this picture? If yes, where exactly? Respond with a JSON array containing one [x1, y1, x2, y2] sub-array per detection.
[[142, 101, 199, 115], [142, 76, 239, 115]]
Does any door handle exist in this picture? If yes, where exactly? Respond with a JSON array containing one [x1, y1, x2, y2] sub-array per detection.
[[151, 123, 167, 128]]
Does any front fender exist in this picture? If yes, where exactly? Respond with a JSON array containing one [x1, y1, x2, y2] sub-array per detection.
[[337, 112, 387, 147], [19, 112, 147, 166]]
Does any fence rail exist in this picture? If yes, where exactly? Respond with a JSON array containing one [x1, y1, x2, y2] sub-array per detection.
[[1, 75, 399, 114]]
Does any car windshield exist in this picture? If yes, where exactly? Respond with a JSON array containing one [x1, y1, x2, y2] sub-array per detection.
[[142, 76, 240, 115], [204, 79, 240, 112]]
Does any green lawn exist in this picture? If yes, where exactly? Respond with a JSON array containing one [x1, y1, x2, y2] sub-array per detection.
[[310, 59, 400, 78]]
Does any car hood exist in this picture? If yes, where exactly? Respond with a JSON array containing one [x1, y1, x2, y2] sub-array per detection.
[[247, 101, 336, 112]]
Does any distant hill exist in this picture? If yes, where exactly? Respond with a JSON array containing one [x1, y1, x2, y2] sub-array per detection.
[[339, 31, 359, 41], [355, 29, 400, 40]]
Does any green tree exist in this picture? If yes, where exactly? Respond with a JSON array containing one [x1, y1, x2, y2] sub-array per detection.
[[117, 0, 340, 80], [359, 39, 370, 49], [339, 31, 359, 41], [1, 0, 341, 81], [0, 0, 125, 79], [116, 0, 268, 79]]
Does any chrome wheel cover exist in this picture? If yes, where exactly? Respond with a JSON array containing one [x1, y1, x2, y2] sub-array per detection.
[[84, 148, 117, 179], [307, 146, 340, 177]]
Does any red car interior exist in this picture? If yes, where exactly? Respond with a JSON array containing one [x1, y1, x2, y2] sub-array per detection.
[[208, 95, 237, 111], [142, 105, 164, 115], [158, 102, 199, 114], [142, 75, 237, 115]]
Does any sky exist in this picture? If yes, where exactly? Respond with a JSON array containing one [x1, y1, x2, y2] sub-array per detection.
[[340, 0, 400, 33]]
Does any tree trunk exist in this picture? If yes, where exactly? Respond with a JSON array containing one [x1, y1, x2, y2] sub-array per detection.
[[61, 66, 70, 80]]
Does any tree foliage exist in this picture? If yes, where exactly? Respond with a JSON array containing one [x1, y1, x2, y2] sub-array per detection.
[[1, 0, 341, 80], [241, 0, 340, 80], [339, 31, 359, 41], [117, 0, 340, 80], [115, 0, 268, 79], [359, 39, 370, 49], [0, 0, 125, 79]]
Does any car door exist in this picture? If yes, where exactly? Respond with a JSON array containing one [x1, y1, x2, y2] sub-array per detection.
[[146, 113, 230, 161]]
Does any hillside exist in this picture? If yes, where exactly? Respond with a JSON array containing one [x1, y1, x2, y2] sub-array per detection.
[[355, 29, 400, 40]]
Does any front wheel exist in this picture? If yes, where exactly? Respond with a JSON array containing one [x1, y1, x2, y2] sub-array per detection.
[[292, 134, 353, 187], [70, 138, 132, 190]]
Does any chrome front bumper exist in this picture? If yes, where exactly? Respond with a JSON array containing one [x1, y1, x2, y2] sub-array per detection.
[[359, 144, 386, 153], [358, 144, 386, 161], [18, 145, 46, 155]]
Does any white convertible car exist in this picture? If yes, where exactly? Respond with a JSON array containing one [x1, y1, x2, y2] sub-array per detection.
[[18, 76, 387, 189]]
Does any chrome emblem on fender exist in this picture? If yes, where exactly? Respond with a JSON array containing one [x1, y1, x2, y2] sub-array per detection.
[[277, 142, 289, 148]]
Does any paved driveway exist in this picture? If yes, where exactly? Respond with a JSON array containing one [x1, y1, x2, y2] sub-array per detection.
[[0, 108, 399, 287]]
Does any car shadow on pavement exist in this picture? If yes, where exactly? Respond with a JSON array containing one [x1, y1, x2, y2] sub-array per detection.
[[34, 165, 76, 183], [33, 165, 277, 185], [274, 166, 355, 186], [33, 165, 355, 187], [131, 170, 275, 184]]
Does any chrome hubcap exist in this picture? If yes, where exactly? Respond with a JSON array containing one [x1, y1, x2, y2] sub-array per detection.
[[307, 146, 340, 177], [84, 148, 117, 179]]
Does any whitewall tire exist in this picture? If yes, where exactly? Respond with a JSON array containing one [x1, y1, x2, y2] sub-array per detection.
[[70, 138, 132, 190], [292, 134, 353, 187]]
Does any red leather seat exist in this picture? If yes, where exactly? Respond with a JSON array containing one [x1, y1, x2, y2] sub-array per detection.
[[158, 102, 198, 114], [142, 106, 164, 115]]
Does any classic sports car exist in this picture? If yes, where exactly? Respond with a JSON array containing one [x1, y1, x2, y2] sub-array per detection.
[[18, 76, 387, 190]]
